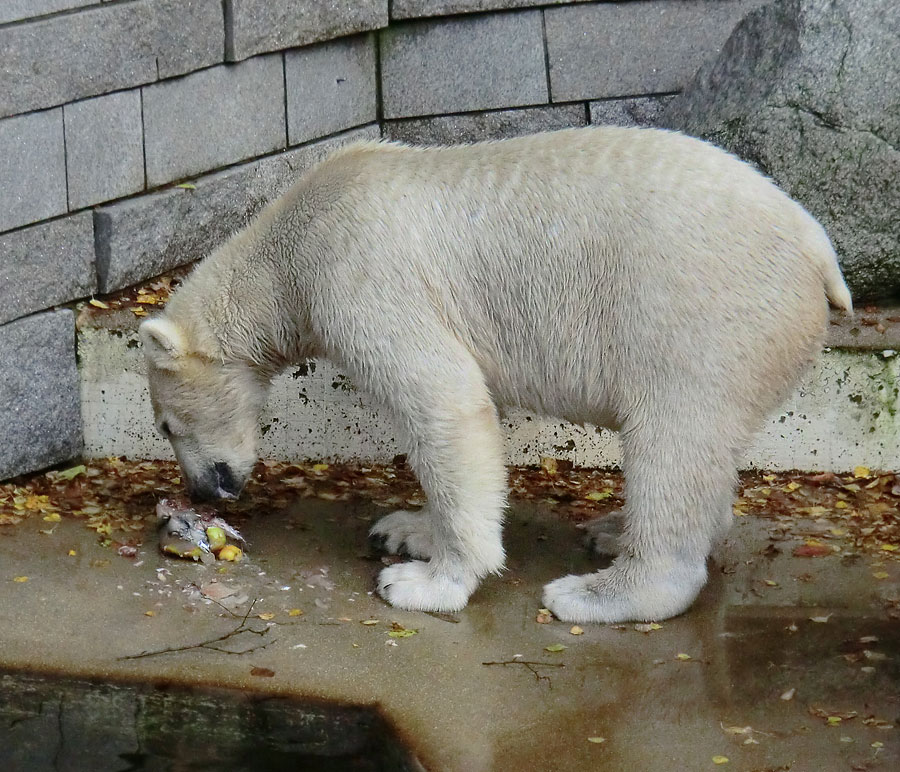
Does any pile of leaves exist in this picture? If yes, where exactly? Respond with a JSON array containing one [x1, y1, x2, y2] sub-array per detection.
[[76, 273, 184, 322], [1, 458, 898, 561]]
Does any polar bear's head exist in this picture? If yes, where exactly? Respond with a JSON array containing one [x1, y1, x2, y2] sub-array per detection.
[[139, 316, 268, 502]]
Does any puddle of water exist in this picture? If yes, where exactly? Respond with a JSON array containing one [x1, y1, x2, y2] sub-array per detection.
[[0, 669, 421, 772]]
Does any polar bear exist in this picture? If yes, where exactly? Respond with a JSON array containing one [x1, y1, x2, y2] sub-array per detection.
[[140, 126, 851, 623]]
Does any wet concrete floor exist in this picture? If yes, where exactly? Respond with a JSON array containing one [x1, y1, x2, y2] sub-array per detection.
[[1, 496, 898, 771]]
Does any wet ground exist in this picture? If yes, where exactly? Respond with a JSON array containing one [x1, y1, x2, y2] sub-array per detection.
[[1, 463, 899, 771]]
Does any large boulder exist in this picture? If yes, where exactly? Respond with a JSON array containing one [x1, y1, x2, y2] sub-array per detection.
[[662, 0, 900, 302]]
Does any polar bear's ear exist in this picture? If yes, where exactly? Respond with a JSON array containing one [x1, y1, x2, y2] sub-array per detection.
[[139, 317, 186, 370]]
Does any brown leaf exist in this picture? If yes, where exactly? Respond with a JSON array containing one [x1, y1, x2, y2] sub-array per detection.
[[250, 667, 275, 678]]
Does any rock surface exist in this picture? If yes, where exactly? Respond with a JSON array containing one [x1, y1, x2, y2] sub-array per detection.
[[663, 0, 900, 301]]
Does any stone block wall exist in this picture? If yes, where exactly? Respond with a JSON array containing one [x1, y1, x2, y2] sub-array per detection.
[[0, 0, 766, 479]]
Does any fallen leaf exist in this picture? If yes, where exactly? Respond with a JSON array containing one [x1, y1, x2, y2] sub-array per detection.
[[545, 643, 567, 652], [634, 622, 662, 633], [144, 610, 155, 617], [288, 608, 303, 617], [67, 549, 76, 556], [388, 629, 417, 638], [199, 581, 237, 601], [570, 626, 584, 635], [89, 299, 109, 309], [257, 612, 275, 621], [780, 688, 796, 701], [250, 667, 275, 678], [585, 491, 611, 501], [56, 465, 86, 480], [810, 614, 832, 623], [361, 619, 379, 625], [388, 622, 417, 638], [174, 183, 196, 190], [854, 466, 871, 479], [42, 512, 61, 522], [793, 541, 832, 557], [873, 571, 889, 580], [13, 576, 28, 583], [587, 736, 606, 744], [712, 756, 729, 765], [675, 653, 692, 661], [540, 457, 559, 475]]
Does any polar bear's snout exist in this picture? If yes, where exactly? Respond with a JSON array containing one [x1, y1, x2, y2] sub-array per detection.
[[185, 461, 244, 503]]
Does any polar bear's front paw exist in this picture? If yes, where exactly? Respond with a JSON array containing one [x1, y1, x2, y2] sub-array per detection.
[[542, 558, 707, 624], [369, 510, 435, 559], [578, 511, 626, 556], [377, 560, 474, 612]]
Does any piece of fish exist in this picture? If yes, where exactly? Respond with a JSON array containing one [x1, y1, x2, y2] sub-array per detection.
[[156, 496, 244, 560]]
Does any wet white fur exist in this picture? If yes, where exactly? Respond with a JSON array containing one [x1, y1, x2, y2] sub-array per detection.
[[141, 126, 851, 623]]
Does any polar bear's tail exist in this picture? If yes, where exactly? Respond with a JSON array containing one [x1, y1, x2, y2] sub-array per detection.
[[804, 219, 853, 314]]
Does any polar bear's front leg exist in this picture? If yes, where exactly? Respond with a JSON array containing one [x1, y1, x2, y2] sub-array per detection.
[[339, 326, 508, 613], [375, 396, 508, 612]]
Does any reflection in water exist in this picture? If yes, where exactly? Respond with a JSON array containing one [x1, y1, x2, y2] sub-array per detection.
[[0, 670, 420, 772]]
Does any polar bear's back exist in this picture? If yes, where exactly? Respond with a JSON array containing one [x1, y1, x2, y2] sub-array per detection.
[[271, 127, 843, 423]]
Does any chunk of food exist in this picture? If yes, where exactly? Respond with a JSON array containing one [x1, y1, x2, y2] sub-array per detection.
[[156, 497, 245, 561]]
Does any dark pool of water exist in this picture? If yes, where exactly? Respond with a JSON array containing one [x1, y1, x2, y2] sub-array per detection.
[[0, 670, 420, 772]]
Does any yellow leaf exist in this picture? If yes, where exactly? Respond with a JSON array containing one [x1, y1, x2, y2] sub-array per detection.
[[540, 457, 559, 475], [131, 307, 148, 317], [89, 298, 109, 309], [676, 653, 692, 661], [257, 612, 275, 621], [361, 619, 379, 625], [43, 512, 61, 522], [13, 576, 28, 583], [312, 463, 329, 472], [585, 491, 611, 501], [174, 182, 196, 190], [764, 579, 778, 587], [784, 482, 801, 492], [288, 608, 303, 617], [873, 571, 889, 580], [880, 544, 897, 552], [586, 736, 606, 744], [827, 716, 842, 726], [144, 610, 155, 617], [834, 501, 850, 509], [68, 549, 76, 556], [712, 756, 729, 764], [829, 528, 846, 536], [570, 626, 584, 635], [544, 643, 567, 652], [853, 466, 871, 478]]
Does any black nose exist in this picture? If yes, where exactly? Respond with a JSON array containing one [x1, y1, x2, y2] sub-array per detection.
[[187, 463, 241, 502], [214, 462, 241, 498]]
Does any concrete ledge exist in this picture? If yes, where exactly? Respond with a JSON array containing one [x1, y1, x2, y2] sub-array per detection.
[[0, 212, 95, 325], [78, 309, 900, 473], [1, 310, 82, 479]]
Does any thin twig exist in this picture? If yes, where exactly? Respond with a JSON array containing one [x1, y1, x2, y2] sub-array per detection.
[[482, 659, 565, 688], [118, 599, 271, 660]]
